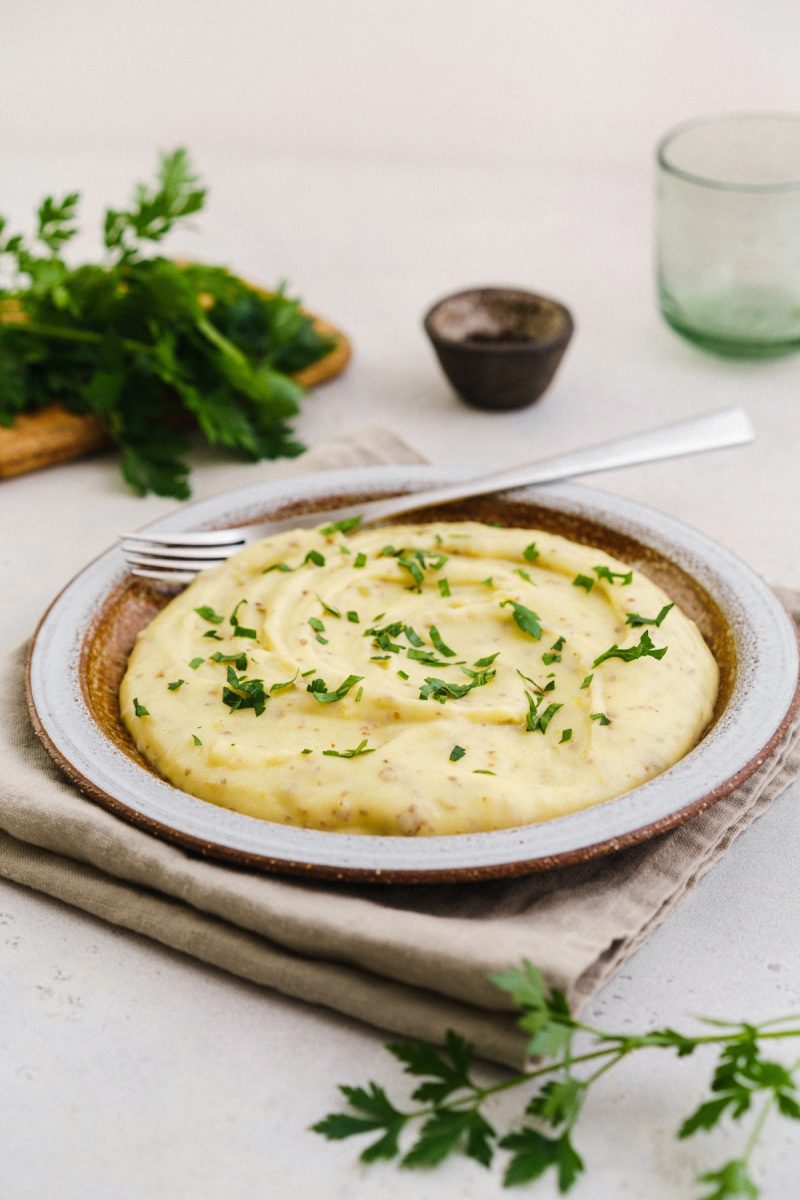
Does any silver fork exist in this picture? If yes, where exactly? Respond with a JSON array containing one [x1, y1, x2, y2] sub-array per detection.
[[121, 406, 753, 584]]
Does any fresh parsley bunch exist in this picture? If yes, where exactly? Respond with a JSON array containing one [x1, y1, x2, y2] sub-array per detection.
[[314, 961, 800, 1197], [0, 149, 334, 497]]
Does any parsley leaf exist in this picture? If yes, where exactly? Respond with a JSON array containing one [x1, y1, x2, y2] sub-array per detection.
[[320, 516, 363, 535], [306, 674, 363, 703], [449, 745, 467, 762], [591, 711, 611, 725], [523, 542, 540, 563], [132, 698, 149, 717], [195, 605, 224, 624], [322, 739, 375, 759], [210, 650, 248, 670], [594, 564, 633, 586], [429, 626, 456, 657], [500, 599, 543, 640], [221, 666, 268, 716], [593, 630, 668, 667], [625, 603, 674, 628], [572, 574, 594, 592]]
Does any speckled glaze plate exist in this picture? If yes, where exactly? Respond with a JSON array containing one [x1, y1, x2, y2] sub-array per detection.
[[26, 466, 800, 883]]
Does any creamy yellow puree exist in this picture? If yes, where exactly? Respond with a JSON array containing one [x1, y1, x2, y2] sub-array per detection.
[[120, 521, 719, 835]]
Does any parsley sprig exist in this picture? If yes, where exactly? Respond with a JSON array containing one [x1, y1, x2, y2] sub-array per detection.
[[314, 960, 800, 1197], [0, 149, 334, 497]]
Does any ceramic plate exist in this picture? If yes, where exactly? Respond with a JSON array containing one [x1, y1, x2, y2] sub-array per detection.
[[26, 466, 800, 883]]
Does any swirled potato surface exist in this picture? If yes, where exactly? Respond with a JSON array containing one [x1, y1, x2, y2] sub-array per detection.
[[120, 521, 719, 835]]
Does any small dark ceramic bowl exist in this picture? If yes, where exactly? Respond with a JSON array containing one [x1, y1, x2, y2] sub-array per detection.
[[424, 286, 574, 411]]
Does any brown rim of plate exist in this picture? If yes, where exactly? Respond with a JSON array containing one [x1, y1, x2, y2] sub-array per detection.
[[23, 484, 800, 885]]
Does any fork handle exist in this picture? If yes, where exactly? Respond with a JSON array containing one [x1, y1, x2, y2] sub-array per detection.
[[359, 406, 753, 524]]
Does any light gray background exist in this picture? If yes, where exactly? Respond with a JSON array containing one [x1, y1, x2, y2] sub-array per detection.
[[2, 4, 800, 1197]]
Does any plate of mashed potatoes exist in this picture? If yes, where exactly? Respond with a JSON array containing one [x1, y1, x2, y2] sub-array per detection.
[[27, 465, 800, 882]]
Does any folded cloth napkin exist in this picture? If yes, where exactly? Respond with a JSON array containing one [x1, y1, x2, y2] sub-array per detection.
[[2, 428, 799, 1069]]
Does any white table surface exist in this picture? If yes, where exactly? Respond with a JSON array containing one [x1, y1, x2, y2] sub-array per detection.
[[2, 144, 800, 1198]]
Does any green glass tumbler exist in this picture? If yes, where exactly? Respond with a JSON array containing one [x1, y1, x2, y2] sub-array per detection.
[[657, 113, 800, 357]]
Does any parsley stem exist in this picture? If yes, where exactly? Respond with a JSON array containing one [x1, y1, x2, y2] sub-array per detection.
[[742, 1091, 775, 1164], [401, 1028, 800, 1124], [2, 318, 153, 356]]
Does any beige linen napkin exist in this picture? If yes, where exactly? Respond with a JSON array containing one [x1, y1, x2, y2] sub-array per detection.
[[2, 428, 799, 1069]]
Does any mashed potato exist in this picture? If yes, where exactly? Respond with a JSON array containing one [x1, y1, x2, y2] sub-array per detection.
[[120, 521, 719, 835]]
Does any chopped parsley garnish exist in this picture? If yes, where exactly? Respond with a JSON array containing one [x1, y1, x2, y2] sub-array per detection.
[[229, 599, 247, 627], [304, 549, 326, 567], [354, 552, 367, 569], [397, 670, 409, 680], [269, 673, 298, 693], [372, 631, 403, 654], [403, 625, 424, 648], [132, 698, 149, 717], [233, 626, 257, 639], [591, 712, 611, 725], [210, 650, 248, 670], [192, 734, 202, 746], [419, 666, 496, 703], [188, 657, 205, 670], [499, 599, 543, 640], [524, 691, 563, 734], [301, 748, 313, 755], [572, 574, 594, 592], [593, 630, 668, 667], [355, 687, 364, 703], [221, 667, 268, 716], [300, 667, 317, 678], [346, 610, 360, 623], [202, 630, 223, 640], [406, 648, 461, 667], [594, 564, 633, 586], [167, 679, 186, 691], [559, 728, 573, 743], [516, 669, 555, 697], [438, 579, 451, 597], [371, 655, 390, 661], [306, 674, 363, 703], [320, 515, 363, 535], [429, 626, 456, 657], [542, 638, 565, 666], [317, 597, 342, 618], [194, 605, 224, 624], [396, 553, 424, 590], [263, 561, 293, 573], [580, 673, 593, 689], [523, 542, 540, 563], [474, 652, 499, 667], [308, 615, 327, 645], [482, 577, 494, 587], [449, 745, 466, 762], [387, 548, 448, 591], [473, 769, 495, 776], [514, 568, 533, 584], [322, 739, 375, 759], [625, 603, 674, 628]]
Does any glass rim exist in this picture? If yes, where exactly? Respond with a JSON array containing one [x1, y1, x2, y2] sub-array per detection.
[[657, 111, 800, 193]]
